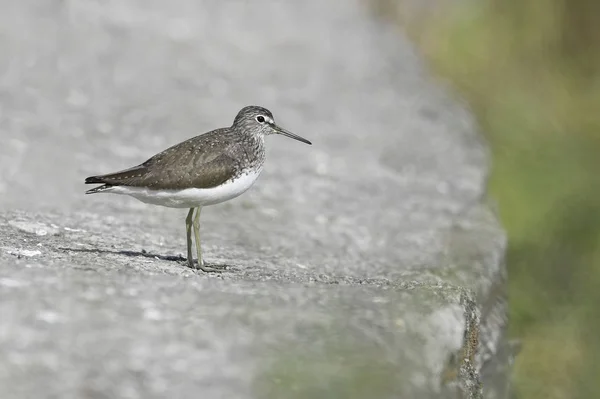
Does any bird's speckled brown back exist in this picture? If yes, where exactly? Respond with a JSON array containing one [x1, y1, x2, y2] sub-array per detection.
[[86, 128, 265, 190]]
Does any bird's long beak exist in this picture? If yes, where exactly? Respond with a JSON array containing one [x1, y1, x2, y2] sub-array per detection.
[[271, 123, 312, 145]]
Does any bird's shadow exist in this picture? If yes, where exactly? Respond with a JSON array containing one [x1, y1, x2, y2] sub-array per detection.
[[60, 247, 186, 262], [58, 247, 235, 272]]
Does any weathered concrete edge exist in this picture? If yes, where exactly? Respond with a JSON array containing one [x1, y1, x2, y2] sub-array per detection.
[[441, 201, 509, 399]]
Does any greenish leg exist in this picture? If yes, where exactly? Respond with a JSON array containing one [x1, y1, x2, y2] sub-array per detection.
[[186, 208, 195, 268], [192, 206, 222, 272], [193, 206, 203, 267]]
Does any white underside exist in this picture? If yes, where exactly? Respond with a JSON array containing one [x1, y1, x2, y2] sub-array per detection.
[[103, 168, 263, 208]]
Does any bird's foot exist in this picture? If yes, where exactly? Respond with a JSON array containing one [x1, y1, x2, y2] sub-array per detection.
[[186, 259, 228, 273], [197, 264, 226, 273]]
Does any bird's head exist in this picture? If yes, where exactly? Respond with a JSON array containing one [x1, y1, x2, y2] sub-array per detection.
[[233, 105, 312, 145]]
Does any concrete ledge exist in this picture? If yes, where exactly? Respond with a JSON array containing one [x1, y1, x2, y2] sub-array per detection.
[[0, 0, 508, 397], [0, 208, 503, 398]]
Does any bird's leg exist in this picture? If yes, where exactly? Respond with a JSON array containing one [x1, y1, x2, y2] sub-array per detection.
[[193, 206, 203, 266], [186, 208, 195, 268], [192, 206, 222, 272]]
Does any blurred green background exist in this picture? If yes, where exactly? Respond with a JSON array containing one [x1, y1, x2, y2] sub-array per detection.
[[369, 0, 600, 398]]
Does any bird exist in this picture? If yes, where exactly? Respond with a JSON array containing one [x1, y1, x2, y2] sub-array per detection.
[[85, 105, 312, 272]]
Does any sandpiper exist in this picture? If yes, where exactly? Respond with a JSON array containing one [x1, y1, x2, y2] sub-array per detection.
[[85, 105, 311, 272]]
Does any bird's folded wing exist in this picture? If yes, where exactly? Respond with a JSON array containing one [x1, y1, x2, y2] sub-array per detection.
[[86, 152, 239, 190]]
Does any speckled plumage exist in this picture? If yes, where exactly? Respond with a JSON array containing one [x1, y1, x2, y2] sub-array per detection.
[[86, 107, 272, 192], [84, 105, 311, 271]]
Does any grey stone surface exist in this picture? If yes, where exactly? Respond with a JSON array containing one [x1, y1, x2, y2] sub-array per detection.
[[0, 0, 508, 398]]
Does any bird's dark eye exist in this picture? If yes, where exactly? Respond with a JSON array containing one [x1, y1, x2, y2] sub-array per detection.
[[256, 116, 265, 123]]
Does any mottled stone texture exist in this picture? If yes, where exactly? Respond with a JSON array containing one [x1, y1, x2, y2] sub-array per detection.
[[0, 0, 509, 398]]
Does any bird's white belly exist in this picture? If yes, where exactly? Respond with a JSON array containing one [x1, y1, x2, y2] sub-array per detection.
[[106, 168, 262, 208]]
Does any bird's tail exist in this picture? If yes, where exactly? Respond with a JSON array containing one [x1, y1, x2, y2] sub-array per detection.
[[85, 184, 113, 194], [85, 176, 105, 184]]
